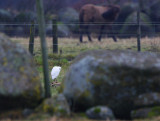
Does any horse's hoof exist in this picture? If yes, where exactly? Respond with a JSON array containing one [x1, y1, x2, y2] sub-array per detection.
[[98, 38, 101, 42], [113, 38, 117, 42]]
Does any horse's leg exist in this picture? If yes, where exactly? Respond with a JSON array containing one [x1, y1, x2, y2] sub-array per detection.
[[109, 25, 117, 42], [79, 25, 84, 43], [85, 25, 92, 42], [98, 25, 105, 41], [80, 32, 83, 43]]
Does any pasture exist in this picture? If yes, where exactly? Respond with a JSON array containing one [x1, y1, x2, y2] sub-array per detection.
[[1, 0, 160, 120], [11, 36, 160, 96]]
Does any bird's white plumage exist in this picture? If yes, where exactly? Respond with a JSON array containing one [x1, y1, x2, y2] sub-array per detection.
[[51, 66, 61, 80]]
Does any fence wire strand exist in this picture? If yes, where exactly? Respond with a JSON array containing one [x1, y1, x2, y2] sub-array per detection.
[[0, 22, 160, 53]]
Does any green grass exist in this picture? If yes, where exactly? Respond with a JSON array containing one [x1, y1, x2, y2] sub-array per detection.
[[11, 36, 160, 96], [33, 53, 72, 96]]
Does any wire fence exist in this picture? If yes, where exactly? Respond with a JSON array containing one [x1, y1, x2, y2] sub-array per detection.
[[0, 22, 160, 55], [0, 23, 159, 36]]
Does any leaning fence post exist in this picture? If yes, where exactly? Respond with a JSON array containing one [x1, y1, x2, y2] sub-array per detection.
[[29, 21, 35, 55], [52, 19, 58, 53], [36, 0, 51, 98], [137, 0, 141, 52]]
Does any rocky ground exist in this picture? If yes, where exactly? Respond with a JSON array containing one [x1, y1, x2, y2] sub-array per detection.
[[1, 34, 160, 120]]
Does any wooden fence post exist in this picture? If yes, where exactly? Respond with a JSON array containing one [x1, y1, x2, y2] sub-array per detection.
[[137, 0, 141, 52], [36, 0, 51, 98], [52, 19, 58, 53], [29, 21, 35, 55]]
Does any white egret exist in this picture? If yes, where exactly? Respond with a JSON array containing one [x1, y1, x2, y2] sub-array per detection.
[[51, 66, 61, 87]]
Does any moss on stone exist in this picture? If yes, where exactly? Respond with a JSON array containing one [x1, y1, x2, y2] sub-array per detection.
[[35, 101, 55, 115], [57, 107, 67, 115], [42, 103, 55, 114], [35, 95, 70, 116], [91, 79, 104, 87], [79, 90, 90, 99], [148, 106, 160, 118], [94, 107, 101, 114], [132, 110, 137, 116]]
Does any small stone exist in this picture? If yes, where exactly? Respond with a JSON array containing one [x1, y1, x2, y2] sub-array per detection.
[[131, 106, 160, 119], [22, 108, 33, 117], [86, 106, 115, 120], [35, 94, 70, 116]]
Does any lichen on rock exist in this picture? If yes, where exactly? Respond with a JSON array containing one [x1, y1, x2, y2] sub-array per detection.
[[63, 50, 160, 119], [131, 106, 160, 119], [35, 94, 70, 116], [86, 106, 115, 120], [0, 33, 43, 111]]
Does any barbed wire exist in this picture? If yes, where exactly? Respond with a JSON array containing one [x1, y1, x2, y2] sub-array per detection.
[[0, 22, 160, 26]]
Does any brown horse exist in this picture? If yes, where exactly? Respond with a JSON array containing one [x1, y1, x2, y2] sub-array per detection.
[[79, 4, 120, 42]]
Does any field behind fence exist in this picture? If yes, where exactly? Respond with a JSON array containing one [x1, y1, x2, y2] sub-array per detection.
[[11, 36, 160, 55], [2, 21, 159, 55]]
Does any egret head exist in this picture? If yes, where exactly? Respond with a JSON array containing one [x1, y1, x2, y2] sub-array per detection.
[[53, 66, 61, 70]]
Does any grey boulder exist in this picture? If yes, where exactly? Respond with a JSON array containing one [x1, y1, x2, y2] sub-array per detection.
[[63, 50, 160, 119], [0, 33, 43, 111]]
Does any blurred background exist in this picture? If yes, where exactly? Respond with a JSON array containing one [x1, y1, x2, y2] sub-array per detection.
[[0, 0, 159, 38], [1, 0, 160, 121]]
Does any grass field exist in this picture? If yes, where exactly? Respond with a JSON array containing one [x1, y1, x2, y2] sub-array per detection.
[[11, 36, 160, 96]]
